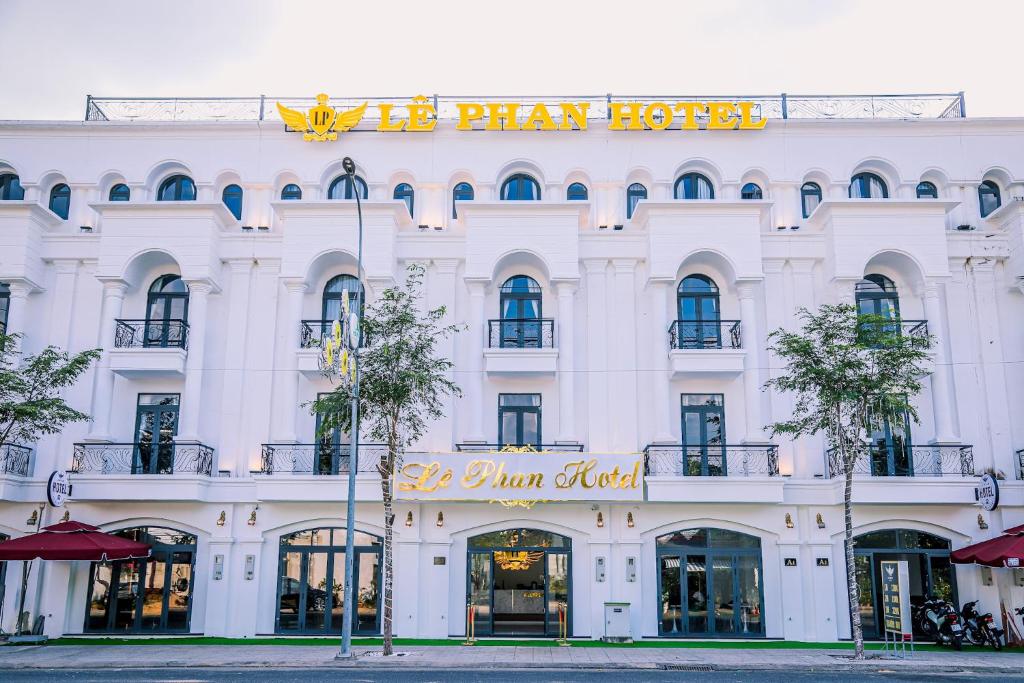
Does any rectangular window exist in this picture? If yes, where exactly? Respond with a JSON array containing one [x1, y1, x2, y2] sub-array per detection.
[[0, 283, 9, 333], [134, 393, 180, 474], [498, 393, 541, 448], [680, 394, 726, 476]]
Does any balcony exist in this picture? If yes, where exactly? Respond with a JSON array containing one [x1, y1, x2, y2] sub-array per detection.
[[259, 443, 387, 475], [668, 320, 745, 376], [857, 319, 929, 346], [1018, 449, 1024, 480], [484, 319, 558, 375], [72, 441, 214, 476], [644, 444, 779, 477], [826, 444, 974, 478], [0, 444, 31, 477], [108, 319, 188, 377], [455, 443, 584, 453]]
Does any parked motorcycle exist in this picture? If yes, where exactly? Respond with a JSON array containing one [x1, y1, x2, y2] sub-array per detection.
[[961, 600, 1004, 650], [915, 596, 963, 650]]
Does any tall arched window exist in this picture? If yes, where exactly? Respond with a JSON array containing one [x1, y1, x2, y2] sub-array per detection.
[[626, 183, 647, 219], [393, 182, 414, 216], [145, 275, 189, 347], [740, 182, 762, 200], [916, 181, 938, 199], [674, 173, 714, 200], [157, 175, 196, 201], [328, 175, 367, 200], [322, 274, 363, 323], [979, 180, 1001, 217], [800, 182, 822, 218], [0, 173, 24, 200], [498, 275, 543, 348], [452, 181, 474, 219], [109, 183, 130, 201], [566, 182, 588, 201], [500, 173, 541, 200], [281, 183, 302, 200], [676, 275, 723, 349], [222, 184, 243, 220], [855, 274, 900, 319], [48, 183, 71, 220], [849, 172, 889, 199]]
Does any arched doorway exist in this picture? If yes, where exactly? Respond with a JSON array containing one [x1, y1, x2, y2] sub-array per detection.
[[275, 527, 382, 634], [853, 528, 957, 639], [467, 528, 571, 636], [657, 527, 764, 637], [85, 527, 197, 633]]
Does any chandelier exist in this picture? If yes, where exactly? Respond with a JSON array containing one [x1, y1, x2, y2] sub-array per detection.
[[494, 550, 545, 571]]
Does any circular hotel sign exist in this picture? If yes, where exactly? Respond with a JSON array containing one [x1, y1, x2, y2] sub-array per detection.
[[977, 472, 999, 512], [47, 470, 70, 508]]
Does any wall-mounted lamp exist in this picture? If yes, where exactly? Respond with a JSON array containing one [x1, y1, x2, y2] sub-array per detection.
[[613, 224, 623, 231], [785, 513, 794, 529], [405, 511, 414, 527], [626, 512, 634, 528], [26, 509, 38, 526], [248, 507, 258, 526], [816, 513, 826, 529], [978, 514, 989, 530], [436, 511, 444, 528], [596, 512, 604, 528], [61, 510, 70, 523], [216, 510, 227, 527]]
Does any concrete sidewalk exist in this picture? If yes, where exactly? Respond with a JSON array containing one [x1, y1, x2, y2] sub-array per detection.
[[1, 643, 1023, 675]]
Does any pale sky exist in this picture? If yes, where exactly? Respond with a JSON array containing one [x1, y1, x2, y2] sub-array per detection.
[[2, 0, 1023, 120]]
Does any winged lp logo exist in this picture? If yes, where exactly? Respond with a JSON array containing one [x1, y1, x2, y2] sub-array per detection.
[[276, 93, 367, 142]]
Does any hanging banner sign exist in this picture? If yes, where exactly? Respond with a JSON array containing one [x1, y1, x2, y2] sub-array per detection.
[[881, 560, 912, 640], [47, 470, 71, 507], [394, 451, 645, 502]]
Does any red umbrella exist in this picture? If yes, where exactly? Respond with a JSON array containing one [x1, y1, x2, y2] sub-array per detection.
[[1004, 523, 1024, 535], [951, 530, 1024, 568], [0, 520, 150, 562]]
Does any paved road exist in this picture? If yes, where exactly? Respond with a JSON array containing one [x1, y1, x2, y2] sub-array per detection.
[[2, 670, 1021, 682]]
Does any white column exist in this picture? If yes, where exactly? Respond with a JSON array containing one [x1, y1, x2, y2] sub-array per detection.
[[176, 281, 213, 442], [738, 282, 765, 442], [466, 280, 487, 442], [584, 260, 609, 450], [612, 259, 638, 451], [47, 262, 79, 348], [86, 280, 127, 441], [922, 282, 959, 443], [969, 261, 1014, 475], [555, 280, 578, 443], [433, 260, 460, 450], [649, 279, 673, 442], [272, 280, 307, 443], [219, 260, 254, 473], [4, 281, 33, 342], [790, 261, 817, 477]]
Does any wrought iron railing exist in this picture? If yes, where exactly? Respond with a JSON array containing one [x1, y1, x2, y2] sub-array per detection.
[[1016, 449, 1024, 480], [114, 319, 189, 349], [857, 319, 929, 346], [259, 443, 388, 475], [85, 93, 966, 122], [487, 319, 555, 349], [669, 320, 742, 350], [644, 444, 779, 477], [300, 320, 332, 348], [826, 445, 974, 478], [0, 444, 31, 477], [72, 442, 214, 475], [455, 443, 585, 453]]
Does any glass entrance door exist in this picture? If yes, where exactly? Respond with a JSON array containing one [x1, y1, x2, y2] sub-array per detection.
[[134, 394, 180, 474], [680, 394, 725, 475]]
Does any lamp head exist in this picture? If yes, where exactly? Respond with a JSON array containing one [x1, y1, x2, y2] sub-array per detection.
[[342, 156, 356, 176]]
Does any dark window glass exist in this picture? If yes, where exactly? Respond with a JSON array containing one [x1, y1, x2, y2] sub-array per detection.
[[48, 183, 71, 220], [222, 184, 243, 220], [849, 172, 889, 199], [626, 183, 647, 219], [109, 183, 130, 201], [0, 173, 24, 200], [566, 182, 588, 201], [393, 183, 414, 216], [145, 275, 189, 347], [327, 175, 367, 200], [674, 173, 714, 200], [281, 183, 302, 200], [452, 181, 474, 218], [157, 175, 196, 201], [800, 182, 822, 218], [0, 283, 9, 333], [500, 173, 541, 201], [468, 528, 570, 549], [979, 180, 1001, 217], [855, 274, 900, 320], [322, 274, 363, 322], [740, 182, 762, 200], [915, 181, 938, 199], [498, 393, 541, 447]]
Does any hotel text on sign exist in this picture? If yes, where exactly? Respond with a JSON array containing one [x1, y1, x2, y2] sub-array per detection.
[[395, 452, 646, 502]]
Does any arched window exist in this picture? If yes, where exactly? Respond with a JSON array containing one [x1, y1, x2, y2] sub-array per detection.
[[740, 182, 762, 200], [979, 180, 1001, 217], [281, 183, 302, 200], [800, 182, 822, 218], [676, 275, 723, 349], [915, 181, 938, 199], [626, 183, 647, 219], [145, 275, 189, 347], [674, 173, 714, 200], [393, 182, 414, 216], [849, 172, 889, 199], [48, 183, 71, 220], [452, 181, 474, 219], [222, 184, 243, 220], [0, 283, 9, 333], [566, 182, 588, 201], [157, 175, 196, 201], [855, 274, 900, 320], [322, 274, 363, 323], [328, 175, 368, 200], [500, 173, 541, 201], [0, 173, 24, 200], [109, 183, 130, 201], [498, 275, 543, 348]]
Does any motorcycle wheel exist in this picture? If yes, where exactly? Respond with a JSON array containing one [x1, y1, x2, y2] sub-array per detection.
[[964, 628, 982, 646], [991, 636, 1003, 651], [952, 636, 963, 651]]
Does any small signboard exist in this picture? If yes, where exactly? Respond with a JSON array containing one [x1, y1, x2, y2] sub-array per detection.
[[976, 473, 999, 512], [47, 471, 71, 507], [815, 557, 829, 567], [784, 557, 797, 567], [881, 560, 912, 640]]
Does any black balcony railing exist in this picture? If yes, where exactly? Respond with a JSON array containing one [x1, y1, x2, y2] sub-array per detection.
[[644, 444, 779, 477], [300, 320, 332, 348], [857, 319, 929, 346], [72, 442, 214, 475], [487, 319, 555, 349], [455, 443, 584, 453], [669, 320, 742, 350], [114, 319, 189, 349], [826, 444, 974, 478], [0, 444, 31, 477], [260, 443, 388, 474]]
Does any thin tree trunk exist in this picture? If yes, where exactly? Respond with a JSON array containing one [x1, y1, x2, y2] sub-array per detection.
[[380, 435, 396, 656], [844, 446, 864, 659]]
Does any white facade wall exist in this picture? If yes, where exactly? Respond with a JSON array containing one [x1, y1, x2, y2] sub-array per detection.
[[0, 114, 1023, 640]]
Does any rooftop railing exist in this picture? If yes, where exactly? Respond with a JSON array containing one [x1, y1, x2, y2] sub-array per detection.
[[84, 93, 966, 123]]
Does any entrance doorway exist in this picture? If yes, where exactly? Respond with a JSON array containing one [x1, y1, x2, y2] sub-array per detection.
[[467, 528, 571, 636], [853, 528, 957, 639], [657, 527, 765, 637]]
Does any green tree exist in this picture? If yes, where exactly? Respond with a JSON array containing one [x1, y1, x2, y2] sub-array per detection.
[[312, 264, 461, 656], [764, 304, 931, 658]]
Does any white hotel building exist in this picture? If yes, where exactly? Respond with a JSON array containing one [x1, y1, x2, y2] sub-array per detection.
[[0, 93, 1022, 641]]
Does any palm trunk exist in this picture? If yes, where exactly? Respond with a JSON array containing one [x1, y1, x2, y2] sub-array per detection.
[[380, 435, 396, 656], [844, 447, 864, 659]]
